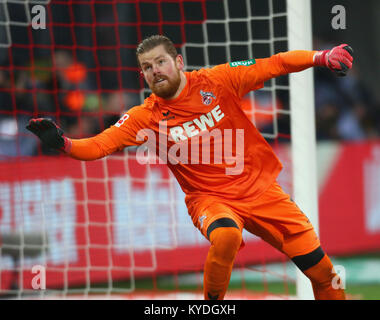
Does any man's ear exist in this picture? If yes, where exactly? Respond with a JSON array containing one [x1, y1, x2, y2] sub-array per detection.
[[176, 54, 185, 70]]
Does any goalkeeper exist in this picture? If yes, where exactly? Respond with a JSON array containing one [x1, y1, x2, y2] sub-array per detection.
[[27, 35, 353, 300]]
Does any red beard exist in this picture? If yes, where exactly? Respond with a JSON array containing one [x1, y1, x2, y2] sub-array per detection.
[[151, 71, 181, 99]]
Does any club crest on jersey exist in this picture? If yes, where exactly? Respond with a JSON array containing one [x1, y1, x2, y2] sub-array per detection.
[[200, 90, 216, 106], [115, 113, 129, 127]]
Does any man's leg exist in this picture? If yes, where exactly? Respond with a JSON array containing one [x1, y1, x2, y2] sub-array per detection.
[[240, 181, 346, 300], [187, 198, 244, 300], [291, 245, 346, 300], [203, 218, 242, 300]]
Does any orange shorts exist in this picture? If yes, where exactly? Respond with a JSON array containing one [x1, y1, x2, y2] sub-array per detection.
[[186, 181, 320, 259]]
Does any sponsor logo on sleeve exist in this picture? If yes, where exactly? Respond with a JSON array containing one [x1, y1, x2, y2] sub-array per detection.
[[115, 114, 130, 127], [229, 58, 256, 67]]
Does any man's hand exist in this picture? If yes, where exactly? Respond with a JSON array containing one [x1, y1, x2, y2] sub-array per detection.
[[314, 44, 354, 76], [26, 118, 71, 152]]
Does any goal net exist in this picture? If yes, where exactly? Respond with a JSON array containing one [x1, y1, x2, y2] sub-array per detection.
[[0, 0, 317, 300]]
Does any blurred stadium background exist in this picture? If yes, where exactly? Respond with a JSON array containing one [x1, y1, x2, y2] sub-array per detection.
[[0, 0, 379, 300]]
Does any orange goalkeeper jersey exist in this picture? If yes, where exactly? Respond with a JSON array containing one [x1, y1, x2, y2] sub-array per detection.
[[69, 50, 316, 201]]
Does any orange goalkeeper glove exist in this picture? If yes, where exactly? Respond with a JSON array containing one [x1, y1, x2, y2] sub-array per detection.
[[26, 118, 71, 153], [314, 44, 353, 76]]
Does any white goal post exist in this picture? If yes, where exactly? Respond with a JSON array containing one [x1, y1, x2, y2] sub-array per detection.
[[287, 0, 320, 300]]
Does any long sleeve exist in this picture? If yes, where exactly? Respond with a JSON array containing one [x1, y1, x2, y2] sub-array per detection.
[[67, 104, 151, 161], [260, 50, 317, 77], [69, 128, 124, 161], [207, 50, 318, 98]]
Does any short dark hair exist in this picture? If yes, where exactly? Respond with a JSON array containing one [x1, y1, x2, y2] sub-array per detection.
[[136, 35, 178, 66]]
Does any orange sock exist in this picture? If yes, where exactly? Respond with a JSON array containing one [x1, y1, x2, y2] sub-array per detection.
[[203, 227, 242, 300], [303, 254, 346, 300]]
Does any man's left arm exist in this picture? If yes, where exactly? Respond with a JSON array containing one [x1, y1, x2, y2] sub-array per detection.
[[278, 44, 353, 77], [223, 44, 353, 98]]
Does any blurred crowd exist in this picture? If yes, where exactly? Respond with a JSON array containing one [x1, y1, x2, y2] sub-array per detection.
[[314, 39, 380, 141], [0, 50, 139, 159]]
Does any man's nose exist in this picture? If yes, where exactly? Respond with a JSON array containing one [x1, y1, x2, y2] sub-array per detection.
[[152, 64, 160, 75]]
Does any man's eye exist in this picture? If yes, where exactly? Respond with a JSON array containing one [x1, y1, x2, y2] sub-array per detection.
[[159, 60, 164, 64]]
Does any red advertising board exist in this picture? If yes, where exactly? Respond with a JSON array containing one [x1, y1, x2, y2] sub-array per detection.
[[319, 142, 380, 254]]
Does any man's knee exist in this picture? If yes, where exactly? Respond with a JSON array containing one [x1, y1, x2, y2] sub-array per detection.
[[294, 249, 346, 299], [292, 246, 335, 285], [207, 218, 242, 266], [291, 246, 325, 272]]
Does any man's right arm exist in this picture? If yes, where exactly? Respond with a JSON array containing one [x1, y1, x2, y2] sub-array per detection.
[[68, 126, 130, 161], [26, 106, 148, 161]]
